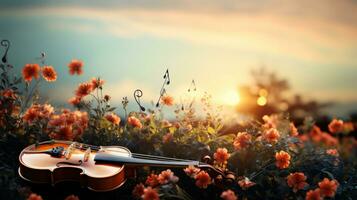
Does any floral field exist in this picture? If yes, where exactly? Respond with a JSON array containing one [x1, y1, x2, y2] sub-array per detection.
[[1, 57, 357, 200]]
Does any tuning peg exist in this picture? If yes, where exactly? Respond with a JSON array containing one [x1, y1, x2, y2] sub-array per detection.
[[202, 155, 212, 164], [224, 171, 236, 183]]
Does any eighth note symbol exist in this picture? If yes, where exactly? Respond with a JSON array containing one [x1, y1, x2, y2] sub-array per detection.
[[156, 69, 170, 107], [188, 79, 196, 92]]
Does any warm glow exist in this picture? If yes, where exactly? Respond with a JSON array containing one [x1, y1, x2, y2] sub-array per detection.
[[220, 90, 240, 106], [257, 96, 267, 106]]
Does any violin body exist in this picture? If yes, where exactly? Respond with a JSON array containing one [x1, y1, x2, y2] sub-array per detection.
[[19, 140, 233, 192], [19, 140, 133, 192]]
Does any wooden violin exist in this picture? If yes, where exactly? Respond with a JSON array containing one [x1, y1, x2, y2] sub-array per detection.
[[19, 140, 234, 192]]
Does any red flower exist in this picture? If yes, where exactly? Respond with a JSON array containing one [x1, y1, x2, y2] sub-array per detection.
[[194, 171, 211, 189], [105, 113, 121, 125], [145, 174, 159, 187], [158, 169, 179, 185], [328, 119, 344, 134], [238, 177, 256, 190], [27, 193, 43, 200], [275, 150, 291, 169], [318, 178, 339, 198], [287, 172, 308, 192], [75, 82, 93, 98], [220, 189, 238, 200], [64, 195, 80, 200], [290, 123, 299, 137], [263, 128, 280, 144], [214, 148, 230, 164], [22, 64, 40, 82], [305, 189, 322, 200], [233, 132, 251, 150], [127, 116, 143, 129], [91, 77, 104, 89], [161, 95, 174, 106], [142, 187, 159, 200], [41, 66, 57, 82], [184, 165, 200, 178], [132, 183, 145, 199], [68, 96, 82, 106], [68, 59, 83, 75]]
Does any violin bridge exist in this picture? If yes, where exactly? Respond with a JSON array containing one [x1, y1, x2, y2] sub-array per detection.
[[83, 147, 91, 162], [64, 142, 76, 160]]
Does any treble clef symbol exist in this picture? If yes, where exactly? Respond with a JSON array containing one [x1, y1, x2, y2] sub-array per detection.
[[134, 89, 145, 112], [156, 69, 170, 107], [1, 40, 10, 63]]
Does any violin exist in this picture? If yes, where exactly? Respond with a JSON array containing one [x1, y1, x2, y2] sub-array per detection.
[[19, 140, 235, 192]]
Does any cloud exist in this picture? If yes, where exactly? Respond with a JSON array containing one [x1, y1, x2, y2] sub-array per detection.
[[1, 1, 357, 65]]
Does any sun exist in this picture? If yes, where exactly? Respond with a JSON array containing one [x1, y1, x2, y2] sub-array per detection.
[[221, 90, 240, 106]]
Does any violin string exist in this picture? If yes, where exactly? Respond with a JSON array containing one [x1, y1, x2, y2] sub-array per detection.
[[132, 153, 195, 162]]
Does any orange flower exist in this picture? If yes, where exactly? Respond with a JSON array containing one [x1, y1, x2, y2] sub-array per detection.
[[194, 171, 211, 189], [220, 189, 238, 200], [287, 172, 308, 192], [161, 95, 174, 106], [132, 183, 145, 199], [68, 96, 82, 106], [184, 165, 200, 178], [145, 174, 159, 187], [326, 148, 339, 156], [238, 177, 256, 190], [214, 148, 230, 164], [263, 128, 280, 144], [158, 169, 179, 185], [48, 110, 88, 140], [162, 133, 173, 143], [41, 66, 57, 82], [275, 150, 291, 169], [27, 193, 43, 200], [262, 114, 278, 129], [68, 59, 83, 75], [1, 89, 17, 99], [233, 132, 252, 150], [75, 82, 93, 98], [320, 132, 338, 146], [91, 77, 104, 89], [290, 123, 299, 137], [142, 187, 159, 200], [105, 113, 121, 125], [310, 125, 322, 140], [22, 64, 40, 82], [64, 195, 79, 200], [318, 178, 339, 198], [328, 119, 344, 134], [23, 104, 54, 124], [127, 116, 143, 129], [305, 189, 322, 200]]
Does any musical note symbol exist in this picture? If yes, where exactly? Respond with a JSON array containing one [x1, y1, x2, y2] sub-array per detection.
[[134, 89, 145, 112], [1, 40, 10, 63], [188, 79, 196, 92], [156, 69, 170, 107], [36, 52, 46, 65]]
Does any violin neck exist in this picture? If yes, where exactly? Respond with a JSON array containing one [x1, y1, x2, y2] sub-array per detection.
[[94, 152, 200, 168]]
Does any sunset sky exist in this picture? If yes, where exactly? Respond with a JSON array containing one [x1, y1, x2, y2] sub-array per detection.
[[1, 0, 357, 117]]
